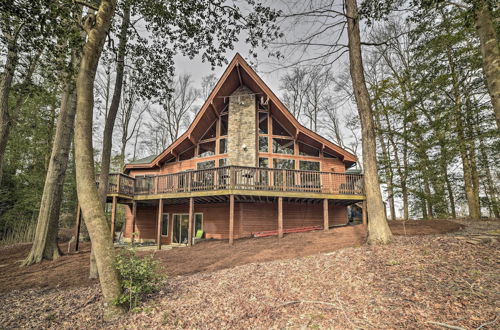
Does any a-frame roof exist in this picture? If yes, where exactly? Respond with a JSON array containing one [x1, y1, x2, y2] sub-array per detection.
[[125, 53, 357, 171]]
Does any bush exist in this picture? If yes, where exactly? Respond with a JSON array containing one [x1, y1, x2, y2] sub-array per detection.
[[114, 249, 163, 310]]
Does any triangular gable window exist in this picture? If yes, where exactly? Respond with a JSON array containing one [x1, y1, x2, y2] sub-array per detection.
[[201, 121, 217, 140], [272, 118, 292, 137]]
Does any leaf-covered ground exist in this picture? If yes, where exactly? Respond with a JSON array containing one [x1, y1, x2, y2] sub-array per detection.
[[0, 219, 498, 329]]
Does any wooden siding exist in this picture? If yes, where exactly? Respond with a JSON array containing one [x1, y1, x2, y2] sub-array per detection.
[[124, 200, 347, 241]]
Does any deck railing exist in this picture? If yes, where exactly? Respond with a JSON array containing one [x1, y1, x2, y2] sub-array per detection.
[[107, 166, 364, 197]]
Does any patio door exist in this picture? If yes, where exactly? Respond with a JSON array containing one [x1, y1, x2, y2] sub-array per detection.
[[173, 214, 189, 244]]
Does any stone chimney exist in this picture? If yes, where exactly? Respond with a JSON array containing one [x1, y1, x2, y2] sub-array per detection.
[[227, 86, 257, 167]]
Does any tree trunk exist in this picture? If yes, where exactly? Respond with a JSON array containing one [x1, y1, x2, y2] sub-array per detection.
[[22, 74, 77, 266], [474, 0, 500, 129], [442, 25, 481, 220], [373, 103, 396, 220], [90, 2, 130, 279], [478, 136, 499, 218], [74, 0, 124, 319], [345, 0, 392, 244], [0, 40, 18, 185]]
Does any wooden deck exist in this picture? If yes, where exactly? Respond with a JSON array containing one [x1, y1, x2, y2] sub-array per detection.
[[105, 166, 364, 201]]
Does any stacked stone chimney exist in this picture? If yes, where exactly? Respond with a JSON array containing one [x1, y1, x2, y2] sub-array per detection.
[[227, 86, 257, 167]]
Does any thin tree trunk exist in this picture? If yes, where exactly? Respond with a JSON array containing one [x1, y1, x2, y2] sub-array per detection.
[[22, 76, 77, 266], [90, 2, 131, 279], [74, 0, 124, 319], [423, 176, 434, 219], [373, 103, 396, 220], [474, 0, 500, 129], [442, 27, 481, 220], [478, 136, 499, 218], [345, 0, 392, 244], [0, 40, 18, 185]]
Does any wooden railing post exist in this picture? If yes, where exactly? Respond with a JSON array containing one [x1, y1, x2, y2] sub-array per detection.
[[116, 174, 121, 194]]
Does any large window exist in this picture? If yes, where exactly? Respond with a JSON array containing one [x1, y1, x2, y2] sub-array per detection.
[[272, 138, 294, 155], [258, 157, 269, 168], [299, 160, 320, 171], [272, 118, 291, 136], [259, 136, 268, 152], [273, 158, 295, 186], [197, 160, 215, 170], [161, 214, 169, 236], [194, 213, 203, 236], [298, 142, 320, 157], [219, 138, 227, 154], [220, 114, 228, 136], [198, 141, 215, 158], [201, 121, 216, 140], [273, 158, 295, 169], [258, 112, 268, 134]]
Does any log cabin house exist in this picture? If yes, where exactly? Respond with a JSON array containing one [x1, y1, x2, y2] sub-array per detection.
[[96, 54, 366, 249]]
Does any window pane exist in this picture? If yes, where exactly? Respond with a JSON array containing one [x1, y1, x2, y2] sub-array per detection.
[[195, 214, 203, 234], [161, 214, 169, 236], [201, 121, 217, 140], [324, 152, 338, 159], [259, 113, 268, 134], [273, 138, 294, 154], [272, 118, 291, 136], [179, 146, 195, 161], [258, 157, 269, 168], [273, 158, 295, 169], [219, 158, 228, 167], [220, 114, 228, 136], [259, 136, 268, 152], [219, 138, 227, 154], [197, 160, 215, 170], [273, 159, 295, 186], [298, 142, 320, 157], [198, 141, 215, 157], [299, 160, 320, 171]]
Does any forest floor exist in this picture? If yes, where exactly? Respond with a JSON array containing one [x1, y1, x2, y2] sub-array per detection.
[[0, 219, 498, 329]]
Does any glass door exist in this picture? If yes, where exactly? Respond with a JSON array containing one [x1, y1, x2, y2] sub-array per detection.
[[173, 214, 189, 244]]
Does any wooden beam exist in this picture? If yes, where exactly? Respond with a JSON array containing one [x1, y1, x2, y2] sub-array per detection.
[[111, 196, 117, 242], [157, 198, 163, 250], [236, 63, 243, 86], [131, 201, 137, 243], [362, 200, 367, 226], [323, 199, 329, 231], [229, 195, 235, 245], [74, 204, 81, 251], [188, 197, 194, 246], [278, 196, 283, 238]]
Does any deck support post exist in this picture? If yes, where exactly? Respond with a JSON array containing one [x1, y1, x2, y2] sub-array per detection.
[[278, 196, 283, 238], [188, 197, 194, 246], [157, 198, 163, 250], [362, 200, 367, 226], [323, 199, 329, 231], [229, 195, 235, 245], [110, 196, 117, 242], [74, 204, 81, 251], [131, 201, 137, 243]]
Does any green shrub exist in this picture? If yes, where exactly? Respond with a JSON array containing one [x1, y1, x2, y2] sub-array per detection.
[[114, 249, 164, 310]]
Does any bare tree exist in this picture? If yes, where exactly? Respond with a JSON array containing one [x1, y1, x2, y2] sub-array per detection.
[[201, 73, 218, 99], [272, 0, 392, 243], [149, 73, 199, 143], [117, 72, 148, 167]]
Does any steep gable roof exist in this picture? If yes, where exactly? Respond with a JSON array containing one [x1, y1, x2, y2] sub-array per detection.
[[125, 53, 357, 171]]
